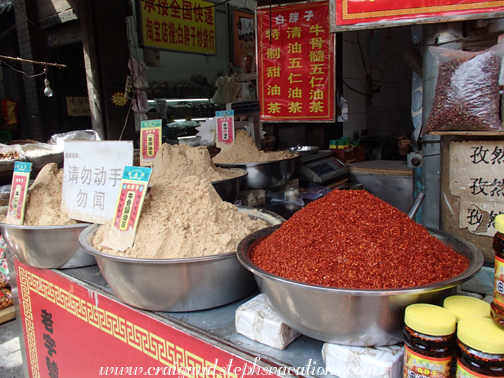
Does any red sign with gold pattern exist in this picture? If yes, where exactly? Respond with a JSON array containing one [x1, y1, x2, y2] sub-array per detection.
[[331, 0, 504, 31], [257, 1, 335, 122], [15, 261, 281, 378]]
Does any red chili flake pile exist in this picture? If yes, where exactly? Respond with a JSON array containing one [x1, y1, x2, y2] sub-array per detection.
[[250, 190, 469, 289]]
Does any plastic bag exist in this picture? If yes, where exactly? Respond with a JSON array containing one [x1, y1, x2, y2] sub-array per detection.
[[20, 143, 64, 168], [47, 130, 101, 149], [0, 144, 26, 173], [423, 44, 504, 134]]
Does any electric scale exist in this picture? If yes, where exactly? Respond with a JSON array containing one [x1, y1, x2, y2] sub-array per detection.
[[294, 150, 350, 184]]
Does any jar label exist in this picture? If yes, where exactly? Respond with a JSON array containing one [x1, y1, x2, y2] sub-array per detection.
[[456, 359, 494, 378], [495, 255, 504, 307], [404, 345, 452, 378]]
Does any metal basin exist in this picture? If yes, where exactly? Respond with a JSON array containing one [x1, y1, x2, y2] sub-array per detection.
[[215, 155, 298, 190], [236, 225, 484, 346], [79, 207, 285, 312], [211, 168, 247, 203], [286, 145, 319, 157], [0, 207, 94, 269]]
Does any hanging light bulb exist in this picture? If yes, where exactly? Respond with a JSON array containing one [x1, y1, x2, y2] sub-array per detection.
[[44, 79, 53, 97]]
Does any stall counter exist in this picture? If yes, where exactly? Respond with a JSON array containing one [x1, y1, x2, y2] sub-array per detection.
[[9, 258, 330, 378]]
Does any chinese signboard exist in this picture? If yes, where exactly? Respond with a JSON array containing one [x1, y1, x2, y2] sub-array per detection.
[[66, 97, 90, 117], [101, 166, 152, 251], [16, 262, 282, 378], [7, 162, 32, 225], [450, 141, 504, 236], [140, 119, 162, 166], [61, 141, 134, 224], [138, 0, 216, 55], [330, 0, 504, 32], [215, 110, 234, 144], [257, 1, 335, 122]]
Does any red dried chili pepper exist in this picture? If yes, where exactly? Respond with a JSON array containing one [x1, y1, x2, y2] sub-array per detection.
[[250, 190, 469, 289]]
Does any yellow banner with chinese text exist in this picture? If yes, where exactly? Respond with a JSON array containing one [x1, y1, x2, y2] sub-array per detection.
[[139, 0, 216, 54]]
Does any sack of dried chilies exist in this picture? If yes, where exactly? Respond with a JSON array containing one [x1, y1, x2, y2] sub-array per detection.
[[422, 42, 504, 134]]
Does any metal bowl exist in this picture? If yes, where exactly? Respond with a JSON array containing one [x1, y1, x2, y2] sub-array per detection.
[[286, 145, 319, 157], [0, 207, 95, 269], [236, 225, 484, 346], [79, 207, 285, 312], [215, 155, 299, 190], [211, 168, 247, 203]]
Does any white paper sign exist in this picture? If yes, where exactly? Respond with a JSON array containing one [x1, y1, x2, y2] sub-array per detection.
[[62, 141, 134, 224]]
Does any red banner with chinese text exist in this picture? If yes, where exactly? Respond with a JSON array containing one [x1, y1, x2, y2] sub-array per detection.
[[257, 2, 335, 122], [332, 0, 504, 31], [15, 261, 281, 378], [138, 0, 216, 54]]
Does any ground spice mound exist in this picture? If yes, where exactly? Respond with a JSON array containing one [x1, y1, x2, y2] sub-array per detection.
[[150, 143, 239, 186], [92, 176, 268, 259], [250, 190, 469, 289], [212, 129, 293, 164], [1, 163, 77, 226]]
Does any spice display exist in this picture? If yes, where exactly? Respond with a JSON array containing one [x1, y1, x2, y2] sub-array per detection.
[[149, 143, 239, 186], [403, 304, 456, 378], [491, 214, 504, 330], [250, 189, 469, 289], [455, 317, 504, 377], [423, 48, 503, 134], [212, 129, 294, 164], [92, 176, 268, 259], [0, 163, 77, 226]]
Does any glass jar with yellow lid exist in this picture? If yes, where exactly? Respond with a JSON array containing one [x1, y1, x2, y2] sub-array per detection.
[[403, 303, 457, 378], [456, 317, 504, 377]]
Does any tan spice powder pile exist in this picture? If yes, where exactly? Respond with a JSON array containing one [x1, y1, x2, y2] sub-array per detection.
[[212, 129, 293, 164], [1, 163, 77, 226], [251, 189, 469, 289], [92, 176, 268, 259], [150, 143, 239, 186]]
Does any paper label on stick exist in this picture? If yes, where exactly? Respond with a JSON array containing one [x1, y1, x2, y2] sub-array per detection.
[[102, 166, 151, 251], [140, 119, 162, 166], [7, 162, 32, 225], [215, 110, 235, 145]]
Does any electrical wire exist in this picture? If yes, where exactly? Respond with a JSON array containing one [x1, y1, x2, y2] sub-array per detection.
[[343, 79, 368, 97], [0, 60, 47, 78], [14, 0, 45, 33]]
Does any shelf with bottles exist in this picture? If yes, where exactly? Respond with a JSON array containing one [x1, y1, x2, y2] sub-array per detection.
[[147, 98, 226, 122]]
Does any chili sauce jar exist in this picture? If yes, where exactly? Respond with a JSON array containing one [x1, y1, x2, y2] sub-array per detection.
[[444, 295, 491, 377], [456, 317, 504, 377], [491, 214, 504, 329], [403, 303, 457, 378]]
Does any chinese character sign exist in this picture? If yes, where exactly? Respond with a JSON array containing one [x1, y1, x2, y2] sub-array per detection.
[[140, 119, 162, 166], [450, 141, 504, 236], [138, 0, 216, 54], [215, 110, 235, 144], [62, 141, 134, 225], [7, 162, 32, 225], [257, 1, 335, 122], [331, 0, 504, 31]]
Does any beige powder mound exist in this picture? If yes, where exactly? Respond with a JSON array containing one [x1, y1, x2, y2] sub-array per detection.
[[92, 176, 268, 259], [150, 143, 239, 186], [212, 129, 294, 164], [1, 163, 77, 226]]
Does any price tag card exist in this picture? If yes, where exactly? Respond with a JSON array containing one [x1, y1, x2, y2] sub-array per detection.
[[101, 166, 152, 251], [140, 119, 162, 166], [7, 162, 33, 225], [215, 110, 235, 145]]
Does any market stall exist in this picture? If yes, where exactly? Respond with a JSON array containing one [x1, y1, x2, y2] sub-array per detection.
[[3, 0, 504, 377]]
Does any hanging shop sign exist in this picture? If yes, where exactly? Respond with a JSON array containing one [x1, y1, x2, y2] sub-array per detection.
[[257, 1, 335, 123], [330, 0, 504, 32], [61, 141, 134, 225], [449, 141, 504, 237], [137, 0, 216, 55]]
